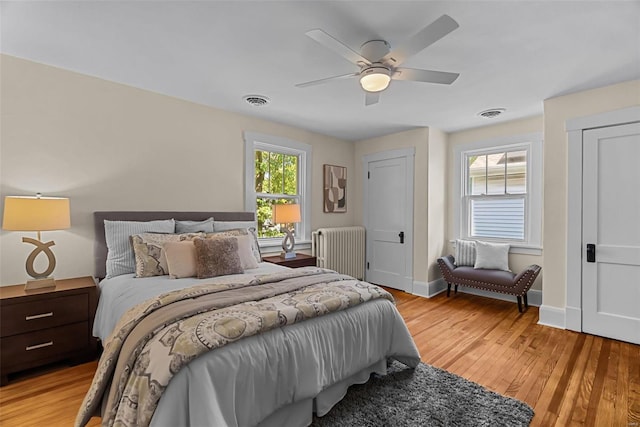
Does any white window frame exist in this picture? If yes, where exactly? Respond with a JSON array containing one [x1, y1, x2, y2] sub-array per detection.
[[453, 132, 542, 255], [244, 132, 312, 250]]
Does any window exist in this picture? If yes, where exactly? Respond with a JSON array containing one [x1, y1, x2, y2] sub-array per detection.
[[244, 132, 311, 247], [454, 133, 542, 253], [466, 149, 527, 240]]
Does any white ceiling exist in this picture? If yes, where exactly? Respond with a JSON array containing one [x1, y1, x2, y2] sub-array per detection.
[[2, 1, 639, 141]]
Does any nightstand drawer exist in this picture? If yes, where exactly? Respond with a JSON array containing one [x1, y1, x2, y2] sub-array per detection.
[[0, 294, 88, 337], [1, 322, 88, 368]]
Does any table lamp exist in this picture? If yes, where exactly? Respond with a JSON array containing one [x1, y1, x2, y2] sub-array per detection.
[[272, 203, 301, 259], [2, 194, 71, 290]]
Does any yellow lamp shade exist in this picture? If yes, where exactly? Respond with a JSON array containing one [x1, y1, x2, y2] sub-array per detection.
[[272, 203, 301, 224], [3, 196, 71, 231]]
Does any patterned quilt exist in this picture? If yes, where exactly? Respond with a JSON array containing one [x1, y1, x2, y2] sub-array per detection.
[[75, 267, 394, 427]]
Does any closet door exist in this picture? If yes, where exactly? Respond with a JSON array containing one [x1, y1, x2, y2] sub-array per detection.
[[582, 122, 640, 344], [364, 150, 414, 291]]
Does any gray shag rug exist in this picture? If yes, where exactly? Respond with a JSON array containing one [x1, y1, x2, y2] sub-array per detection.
[[311, 361, 534, 427]]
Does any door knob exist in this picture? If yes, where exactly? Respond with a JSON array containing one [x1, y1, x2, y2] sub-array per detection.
[[399, 231, 405, 244]]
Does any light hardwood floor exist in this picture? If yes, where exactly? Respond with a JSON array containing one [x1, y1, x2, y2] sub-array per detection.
[[0, 289, 638, 426]]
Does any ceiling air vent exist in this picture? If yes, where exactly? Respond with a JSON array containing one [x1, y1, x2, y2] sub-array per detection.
[[243, 95, 270, 107], [478, 108, 506, 119]]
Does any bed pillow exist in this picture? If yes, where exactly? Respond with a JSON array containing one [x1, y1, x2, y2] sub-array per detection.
[[193, 237, 243, 279], [455, 239, 476, 267], [474, 241, 511, 271], [206, 226, 261, 263], [131, 232, 203, 277], [236, 234, 259, 270], [175, 217, 214, 233], [104, 219, 175, 278], [213, 220, 257, 232], [164, 241, 198, 279]]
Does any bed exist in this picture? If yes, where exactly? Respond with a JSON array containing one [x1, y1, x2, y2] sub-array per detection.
[[77, 211, 420, 427]]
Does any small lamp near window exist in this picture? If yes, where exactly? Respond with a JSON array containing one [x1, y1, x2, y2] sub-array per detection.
[[272, 203, 301, 259], [2, 194, 70, 290]]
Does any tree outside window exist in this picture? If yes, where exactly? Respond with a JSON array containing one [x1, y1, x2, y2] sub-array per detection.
[[254, 150, 299, 238]]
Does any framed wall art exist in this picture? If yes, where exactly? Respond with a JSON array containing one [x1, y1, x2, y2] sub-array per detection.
[[323, 164, 347, 213]]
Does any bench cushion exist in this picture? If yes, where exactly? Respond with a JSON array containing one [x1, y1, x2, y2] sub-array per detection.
[[450, 266, 517, 287]]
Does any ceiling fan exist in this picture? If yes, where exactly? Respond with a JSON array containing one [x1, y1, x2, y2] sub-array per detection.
[[296, 14, 460, 106]]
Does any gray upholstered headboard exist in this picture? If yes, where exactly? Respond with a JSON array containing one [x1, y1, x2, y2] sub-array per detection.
[[93, 211, 256, 279]]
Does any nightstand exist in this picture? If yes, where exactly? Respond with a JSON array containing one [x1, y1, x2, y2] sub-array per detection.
[[0, 276, 99, 385], [262, 253, 317, 268]]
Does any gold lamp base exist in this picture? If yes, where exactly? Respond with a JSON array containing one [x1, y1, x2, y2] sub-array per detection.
[[23, 236, 58, 291], [25, 277, 56, 291]]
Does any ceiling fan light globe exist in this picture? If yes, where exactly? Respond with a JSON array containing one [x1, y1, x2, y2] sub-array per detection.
[[360, 72, 391, 92]]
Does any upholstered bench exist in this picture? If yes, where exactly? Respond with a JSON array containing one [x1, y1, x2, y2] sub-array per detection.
[[437, 255, 541, 313]]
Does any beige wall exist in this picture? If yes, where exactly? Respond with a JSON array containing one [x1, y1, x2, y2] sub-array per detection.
[[4, 53, 637, 308], [542, 79, 640, 309], [446, 116, 544, 290], [426, 128, 447, 282], [353, 128, 430, 283], [0, 55, 355, 285]]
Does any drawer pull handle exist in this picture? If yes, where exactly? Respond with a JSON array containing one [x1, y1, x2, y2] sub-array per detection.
[[25, 312, 54, 321], [26, 341, 54, 351]]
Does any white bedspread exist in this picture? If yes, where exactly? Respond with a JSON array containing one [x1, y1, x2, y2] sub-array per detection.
[[93, 264, 420, 426], [151, 298, 419, 427]]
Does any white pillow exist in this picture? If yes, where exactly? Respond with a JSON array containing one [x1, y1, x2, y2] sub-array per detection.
[[236, 235, 259, 270], [104, 219, 175, 278], [213, 220, 257, 232], [455, 239, 476, 266], [175, 217, 214, 233], [474, 241, 510, 271]]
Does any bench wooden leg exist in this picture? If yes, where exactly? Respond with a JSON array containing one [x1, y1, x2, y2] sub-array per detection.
[[454, 284, 458, 294], [524, 292, 529, 309], [447, 283, 451, 297], [517, 296, 523, 313]]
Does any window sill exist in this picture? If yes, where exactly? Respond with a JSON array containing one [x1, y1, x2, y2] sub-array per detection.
[[449, 240, 542, 256]]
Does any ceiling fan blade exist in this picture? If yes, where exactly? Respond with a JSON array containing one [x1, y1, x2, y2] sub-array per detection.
[[393, 68, 459, 85], [295, 72, 359, 88], [306, 29, 372, 66], [382, 14, 459, 66], [365, 92, 380, 106]]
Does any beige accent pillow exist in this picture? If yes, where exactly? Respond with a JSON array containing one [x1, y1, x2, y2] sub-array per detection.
[[193, 237, 243, 279], [164, 241, 198, 279], [131, 232, 203, 277], [236, 234, 259, 270]]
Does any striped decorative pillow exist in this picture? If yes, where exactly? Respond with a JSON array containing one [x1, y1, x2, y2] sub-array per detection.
[[104, 219, 175, 278], [455, 239, 476, 267]]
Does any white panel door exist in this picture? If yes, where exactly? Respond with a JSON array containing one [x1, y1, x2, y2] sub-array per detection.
[[582, 122, 640, 345], [365, 155, 413, 291]]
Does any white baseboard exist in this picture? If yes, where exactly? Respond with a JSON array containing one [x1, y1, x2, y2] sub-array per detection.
[[538, 305, 566, 329], [412, 278, 446, 298], [413, 281, 543, 306], [454, 286, 543, 307], [565, 306, 582, 332]]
